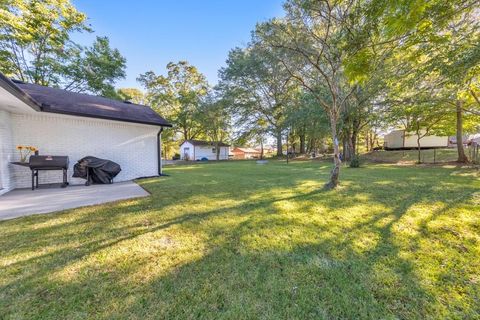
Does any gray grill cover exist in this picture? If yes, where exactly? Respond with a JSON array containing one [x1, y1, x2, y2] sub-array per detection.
[[73, 156, 121, 184]]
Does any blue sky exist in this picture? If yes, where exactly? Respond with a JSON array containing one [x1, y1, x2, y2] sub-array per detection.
[[72, 1, 284, 89]]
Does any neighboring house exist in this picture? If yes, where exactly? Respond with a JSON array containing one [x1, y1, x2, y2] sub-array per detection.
[[384, 129, 448, 150], [232, 147, 261, 159], [255, 146, 276, 156], [470, 134, 480, 145], [180, 140, 230, 160], [0, 73, 171, 195], [448, 135, 469, 148]]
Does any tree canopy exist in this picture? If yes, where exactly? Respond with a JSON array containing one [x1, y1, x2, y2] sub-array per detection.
[[0, 0, 126, 97], [138, 61, 209, 141]]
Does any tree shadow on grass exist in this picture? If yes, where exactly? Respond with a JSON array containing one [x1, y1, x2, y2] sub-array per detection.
[[0, 163, 479, 319]]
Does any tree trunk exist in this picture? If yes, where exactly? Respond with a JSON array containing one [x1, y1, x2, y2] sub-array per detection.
[[416, 135, 422, 163], [299, 133, 306, 154], [307, 137, 314, 154], [365, 130, 370, 152], [414, 123, 423, 163], [372, 132, 378, 150], [260, 139, 264, 160], [216, 142, 220, 161], [351, 132, 357, 157], [276, 130, 283, 157], [456, 100, 468, 163], [347, 136, 355, 161], [342, 138, 350, 162], [325, 115, 340, 189]]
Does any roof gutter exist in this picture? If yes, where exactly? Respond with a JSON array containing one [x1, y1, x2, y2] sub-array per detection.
[[0, 74, 42, 112], [0, 72, 173, 127], [40, 107, 173, 127]]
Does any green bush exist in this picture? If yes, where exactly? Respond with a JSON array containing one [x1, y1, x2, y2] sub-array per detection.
[[349, 155, 361, 168]]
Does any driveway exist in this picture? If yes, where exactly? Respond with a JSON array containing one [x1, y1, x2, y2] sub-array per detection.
[[0, 181, 149, 220]]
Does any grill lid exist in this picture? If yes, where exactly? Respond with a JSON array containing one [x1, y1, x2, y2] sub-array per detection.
[[29, 155, 69, 169]]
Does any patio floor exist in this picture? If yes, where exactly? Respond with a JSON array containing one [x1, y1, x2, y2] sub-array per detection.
[[0, 181, 150, 220]]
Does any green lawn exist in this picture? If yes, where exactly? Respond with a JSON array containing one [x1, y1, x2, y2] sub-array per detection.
[[363, 149, 460, 163], [1, 161, 479, 319]]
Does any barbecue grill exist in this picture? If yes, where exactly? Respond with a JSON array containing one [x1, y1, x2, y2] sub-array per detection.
[[29, 155, 69, 190]]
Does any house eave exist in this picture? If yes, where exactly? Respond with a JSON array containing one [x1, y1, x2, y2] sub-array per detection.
[[0, 74, 172, 127], [40, 108, 173, 127], [0, 74, 42, 112]]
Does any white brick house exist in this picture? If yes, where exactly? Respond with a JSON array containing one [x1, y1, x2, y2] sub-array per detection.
[[180, 140, 230, 161], [0, 73, 171, 195]]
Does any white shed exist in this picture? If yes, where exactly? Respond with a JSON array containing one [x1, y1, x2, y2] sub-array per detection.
[[180, 140, 230, 161], [384, 129, 449, 150]]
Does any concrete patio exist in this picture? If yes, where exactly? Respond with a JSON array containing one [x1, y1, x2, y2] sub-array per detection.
[[0, 181, 150, 220]]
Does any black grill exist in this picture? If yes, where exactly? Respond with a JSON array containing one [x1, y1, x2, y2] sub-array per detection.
[[29, 156, 69, 190]]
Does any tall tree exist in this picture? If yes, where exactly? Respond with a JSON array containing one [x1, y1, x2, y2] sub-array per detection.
[[376, 2, 480, 163], [285, 90, 330, 155], [138, 61, 209, 141], [117, 88, 146, 104], [198, 94, 231, 160], [63, 36, 126, 98], [0, 0, 126, 96], [219, 44, 298, 156], [256, 0, 367, 188]]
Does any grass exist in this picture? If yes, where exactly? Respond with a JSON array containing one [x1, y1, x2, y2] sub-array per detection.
[[1, 160, 479, 319], [362, 148, 460, 163]]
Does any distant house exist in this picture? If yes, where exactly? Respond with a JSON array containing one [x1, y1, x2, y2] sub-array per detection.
[[384, 130, 448, 150], [256, 146, 275, 156], [470, 134, 480, 145], [180, 140, 230, 160], [232, 147, 261, 159], [449, 134, 480, 147]]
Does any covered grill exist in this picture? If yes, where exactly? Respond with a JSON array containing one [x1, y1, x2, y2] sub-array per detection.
[[73, 156, 121, 186], [29, 155, 69, 190]]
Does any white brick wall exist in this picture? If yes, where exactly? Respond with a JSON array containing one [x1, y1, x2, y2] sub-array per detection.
[[0, 110, 14, 194], [6, 112, 160, 189]]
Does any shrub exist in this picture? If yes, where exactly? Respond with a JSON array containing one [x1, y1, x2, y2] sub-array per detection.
[[349, 155, 361, 168]]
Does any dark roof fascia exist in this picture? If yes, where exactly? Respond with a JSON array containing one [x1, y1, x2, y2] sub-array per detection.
[[41, 107, 173, 127], [0, 74, 172, 127], [0, 74, 42, 111]]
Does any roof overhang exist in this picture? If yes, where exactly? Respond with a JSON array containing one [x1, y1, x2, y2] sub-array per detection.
[[0, 73, 172, 127], [39, 106, 172, 127], [0, 74, 42, 112]]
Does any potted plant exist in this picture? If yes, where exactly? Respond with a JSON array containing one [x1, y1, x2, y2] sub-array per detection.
[[16, 145, 38, 162]]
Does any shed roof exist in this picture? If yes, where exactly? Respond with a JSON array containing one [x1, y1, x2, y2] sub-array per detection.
[[182, 140, 230, 147], [0, 74, 171, 127]]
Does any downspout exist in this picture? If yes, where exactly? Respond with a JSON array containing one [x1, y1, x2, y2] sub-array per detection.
[[157, 127, 167, 176]]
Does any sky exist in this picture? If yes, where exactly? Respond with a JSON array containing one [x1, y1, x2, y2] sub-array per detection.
[[72, 0, 285, 89]]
